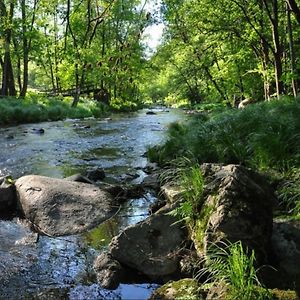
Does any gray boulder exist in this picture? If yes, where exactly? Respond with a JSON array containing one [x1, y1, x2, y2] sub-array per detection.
[[109, 213, 187, 281], [94, 252, 126, 289], [198, 163, 276, 263], [271, 219, 300, 289], [15, 175, 117, 236], [0, 176, 17, 215]]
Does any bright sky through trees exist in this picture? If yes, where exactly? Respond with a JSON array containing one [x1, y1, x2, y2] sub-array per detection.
[[141, 0, 164, 56]]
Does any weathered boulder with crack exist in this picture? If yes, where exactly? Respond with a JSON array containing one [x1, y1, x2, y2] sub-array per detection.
[[15, 175, 117, 236], [196, 163, 276, 263], [108, 212, 187, 281]]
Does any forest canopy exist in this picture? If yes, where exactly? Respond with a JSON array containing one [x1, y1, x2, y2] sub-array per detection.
[[1, 0, 300, 107], [142, 0, 300, 106]]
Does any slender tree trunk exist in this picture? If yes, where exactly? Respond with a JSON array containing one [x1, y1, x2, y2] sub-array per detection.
[[1, 1, 16, 96], [72, 63, 80, 107], [204, 66, 227, 101], [272, 0, 284, 98], [262, 0, 284, 99], [287, 2, 298, 97], [286, 0, 300, 25]]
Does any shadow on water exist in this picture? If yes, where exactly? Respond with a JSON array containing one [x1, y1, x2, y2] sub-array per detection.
[[0, 108, 186, 299]]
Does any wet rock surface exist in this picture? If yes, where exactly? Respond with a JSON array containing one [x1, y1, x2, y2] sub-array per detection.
[[0, 175, 17, 217], [0, 219, 90, 299], [15, 175, 118, 236]]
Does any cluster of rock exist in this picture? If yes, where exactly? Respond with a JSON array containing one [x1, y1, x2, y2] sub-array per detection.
[[92, 163, 300, 299], [1, 163, 300, 299]]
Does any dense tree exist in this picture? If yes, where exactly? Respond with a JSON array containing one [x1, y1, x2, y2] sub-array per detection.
[[0, 0, 151, 104], [141, 0, 300, 105]]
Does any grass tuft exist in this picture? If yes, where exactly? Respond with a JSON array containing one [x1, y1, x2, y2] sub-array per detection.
[[198, 241, 271, 300]]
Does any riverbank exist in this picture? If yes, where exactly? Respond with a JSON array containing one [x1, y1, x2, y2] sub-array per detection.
[[0, 93, 144, 126], [144, 97, 300, 299]]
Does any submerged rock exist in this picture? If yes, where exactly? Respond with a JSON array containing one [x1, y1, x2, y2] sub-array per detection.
[[32, 128, 45, 134], [15, 175, 117, 236], [85, 167, 106, 182]]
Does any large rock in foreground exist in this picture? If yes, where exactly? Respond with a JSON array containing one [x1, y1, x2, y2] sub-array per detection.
[[197, 164, 276, 263], [108, 213, 187, 281], [15, 175, 117, 236]]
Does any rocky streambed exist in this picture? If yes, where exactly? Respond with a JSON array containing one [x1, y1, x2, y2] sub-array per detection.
[[0, 108, 184, 299], [1, 108, 300, 300]]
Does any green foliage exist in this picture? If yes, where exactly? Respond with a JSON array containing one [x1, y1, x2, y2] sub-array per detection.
[[165, 159, 205, 224], [149, 98, 300, 173], [109, 97, 141, 112], [0, 95, 110, 125], [277, 167, 300, 216], [153, 279, 203, 300], [199, 241, 271, 300]]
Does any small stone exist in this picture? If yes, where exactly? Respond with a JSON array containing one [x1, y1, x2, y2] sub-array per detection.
[[85, 168, 105, 181]]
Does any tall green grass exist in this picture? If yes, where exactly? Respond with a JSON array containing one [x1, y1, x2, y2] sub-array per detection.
[[198, 241, 271, 300], [165, 160, 205, 223], [148, 97, 300, 172], [0, 93, 110, 125]]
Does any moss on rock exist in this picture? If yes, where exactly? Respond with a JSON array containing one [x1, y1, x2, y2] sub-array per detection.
[[271, 289, 299, 300], [150, 278, 205, 300]]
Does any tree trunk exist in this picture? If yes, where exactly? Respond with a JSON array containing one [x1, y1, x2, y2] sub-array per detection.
[[262, 0, 284, 99], [287, 2, 298, 97], [0, 1, 16, 96], [271, 0, 284, 98], [72, 63, 80, 107], [287, 0, 300, 25]]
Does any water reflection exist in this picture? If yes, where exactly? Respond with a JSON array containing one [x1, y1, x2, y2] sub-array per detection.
[[84, 192, 156, 250]]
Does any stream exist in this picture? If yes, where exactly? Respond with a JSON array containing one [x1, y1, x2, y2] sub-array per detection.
[[0, 107, 185, 299]]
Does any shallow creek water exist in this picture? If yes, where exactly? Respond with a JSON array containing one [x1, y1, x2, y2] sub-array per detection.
[[0, 108, 185, 299]]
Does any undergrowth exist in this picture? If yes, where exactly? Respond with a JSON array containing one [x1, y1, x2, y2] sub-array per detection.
[[148, 97, 300, 217], [165, 159, 205, 223], [198, 241, 271, 300], [148, 97, 300, 171], [0, 93, 124, 124]]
